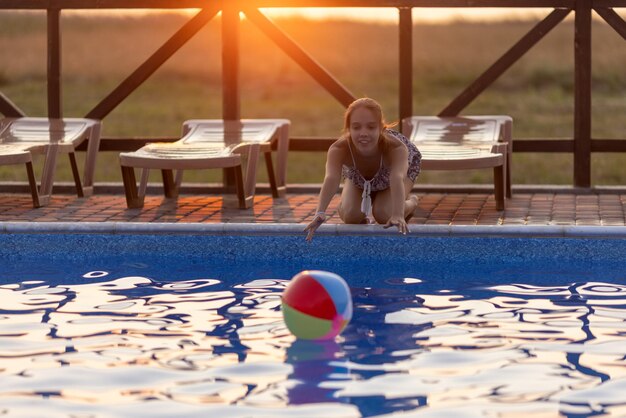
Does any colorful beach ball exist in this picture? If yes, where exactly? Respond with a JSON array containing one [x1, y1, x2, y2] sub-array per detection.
[[282, 270, 353, 340]]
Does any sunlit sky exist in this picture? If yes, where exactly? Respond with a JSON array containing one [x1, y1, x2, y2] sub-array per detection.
[[69, 7, 549, 24], [261, 7, 548, 23]]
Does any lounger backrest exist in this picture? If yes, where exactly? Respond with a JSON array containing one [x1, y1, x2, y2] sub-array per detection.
[[181, 120, 278, 146], [409, 118, 500, 144], [0, 118, 90, 145]]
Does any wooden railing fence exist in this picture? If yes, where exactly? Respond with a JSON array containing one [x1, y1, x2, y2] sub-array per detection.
[[1, 0, 625, 187]]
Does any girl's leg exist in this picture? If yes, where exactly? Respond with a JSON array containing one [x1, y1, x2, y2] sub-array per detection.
[[339, 181, 367, 224], [372, 176, 418, 224]]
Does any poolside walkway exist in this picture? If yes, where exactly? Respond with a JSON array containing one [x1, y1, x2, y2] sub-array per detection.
[[1, 186, 625, 226]]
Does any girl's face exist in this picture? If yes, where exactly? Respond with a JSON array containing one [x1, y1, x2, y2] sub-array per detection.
[[349, 106, 382, 155]]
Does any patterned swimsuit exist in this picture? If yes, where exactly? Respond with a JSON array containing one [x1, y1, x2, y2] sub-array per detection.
[[342, 129, 422, 217], [342, 129, 421, 190]]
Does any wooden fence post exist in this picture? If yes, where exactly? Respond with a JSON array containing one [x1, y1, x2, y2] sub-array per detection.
[[398, 7, 413, 123], [47, 8, 62, 119], [222, 5, 240, 121], [574, 0, 592, 187], [222, 5, 240, 189]]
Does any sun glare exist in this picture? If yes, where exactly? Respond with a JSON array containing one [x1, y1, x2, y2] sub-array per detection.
[[66, 7, 547, 24], [261, 7, 547, 24]]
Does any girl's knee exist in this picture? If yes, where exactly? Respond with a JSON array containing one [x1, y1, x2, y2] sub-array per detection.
[[372, 204, 390, 224], [341, 210, 366, 224], [339, 204, 365, 224]]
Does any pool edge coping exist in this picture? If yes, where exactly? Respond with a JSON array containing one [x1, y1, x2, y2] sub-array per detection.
[[2, 222, 626, 238]]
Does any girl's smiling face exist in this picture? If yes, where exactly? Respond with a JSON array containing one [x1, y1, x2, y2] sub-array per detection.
[[349, 106, 382, 156]]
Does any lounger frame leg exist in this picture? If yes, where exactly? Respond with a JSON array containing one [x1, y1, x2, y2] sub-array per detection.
[[493, 143, 507, 211], [174, 170, 184, 189], [81, 122, 102, 197], [162, 169, 179, 198], [222, 168, 236, 194], [38, 143, 59, 203], [121, 165, 145, 208], [69, 152, 84, 197], [502, 118, 513, 199], [494, 165, 505, 211], [274, 123, 289, 198], [25, 161, 41, 208], [241, 143, 259, 208], [230, 165, 248, 209], [264, 151, 280, 198], [138, 168, 149, 197], [505, 155, 512, 199]]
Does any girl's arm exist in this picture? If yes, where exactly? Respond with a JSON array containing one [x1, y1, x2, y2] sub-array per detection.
[[384, 138, 410, 234], [316, 144, 344, 213], [304, 143, 345, 241]]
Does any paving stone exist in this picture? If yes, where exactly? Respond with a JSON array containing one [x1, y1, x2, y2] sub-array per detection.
[[0, 192, 625, 226]]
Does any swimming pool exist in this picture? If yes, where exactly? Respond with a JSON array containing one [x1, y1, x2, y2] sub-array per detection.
[[1, 223, 625, 417]]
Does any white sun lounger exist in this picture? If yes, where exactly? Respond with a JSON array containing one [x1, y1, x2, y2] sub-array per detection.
[[0, 117, 102, 207], [402, 115, 512, 210], [119, 119, 290, 209]]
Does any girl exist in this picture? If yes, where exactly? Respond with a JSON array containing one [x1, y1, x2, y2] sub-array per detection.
[[304, 98, 421, 241]]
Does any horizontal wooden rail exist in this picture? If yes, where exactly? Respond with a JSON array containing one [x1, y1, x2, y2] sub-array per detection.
[[78, 137, 626, 153], [594, 0, 626, 6], [592, 140, 626, 152], [288, 138, 626, 153]]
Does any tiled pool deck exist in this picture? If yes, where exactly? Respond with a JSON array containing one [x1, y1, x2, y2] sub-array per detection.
[[1, 186, 625, 226]]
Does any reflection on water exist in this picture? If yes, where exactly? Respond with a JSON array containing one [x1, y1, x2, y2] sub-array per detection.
[[0, 274, 625, 417]]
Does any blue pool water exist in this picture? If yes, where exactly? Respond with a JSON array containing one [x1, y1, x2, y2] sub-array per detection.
[[1, 224, 626, 417]]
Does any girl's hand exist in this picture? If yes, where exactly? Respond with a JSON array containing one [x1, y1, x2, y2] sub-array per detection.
[[383, 216, 409, 235], [304, 213, 327, 242]]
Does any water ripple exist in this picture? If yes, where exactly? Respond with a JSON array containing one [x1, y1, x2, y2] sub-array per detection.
[[0, 274, 624, 417]]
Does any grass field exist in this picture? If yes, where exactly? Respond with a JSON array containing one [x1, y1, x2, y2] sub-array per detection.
[[1, 11, 625, 186]]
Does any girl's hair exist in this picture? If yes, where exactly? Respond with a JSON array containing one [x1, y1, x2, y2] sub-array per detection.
[[341, 98, 396, 143]]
